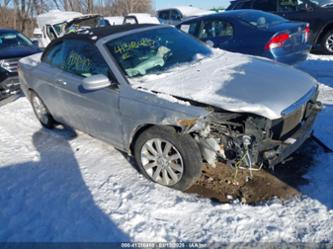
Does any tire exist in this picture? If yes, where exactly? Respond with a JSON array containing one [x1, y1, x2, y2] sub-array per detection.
[[30, 91, 55, 129], [134, 126, 203, 191], [321, 29, 333, 55]]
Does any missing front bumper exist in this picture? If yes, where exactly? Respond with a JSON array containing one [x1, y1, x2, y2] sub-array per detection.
[[263, 105, 320, 168]]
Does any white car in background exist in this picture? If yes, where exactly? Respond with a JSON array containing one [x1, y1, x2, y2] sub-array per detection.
[[33, 10, 83, 48], [104, 16, 125, 26], [33, 10, 107, 48], [157, 6, 215, 25], [123, 13, 160, 25], [105, 13, 160, 26]]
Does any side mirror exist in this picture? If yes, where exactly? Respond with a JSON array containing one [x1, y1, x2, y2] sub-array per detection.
[[82, 74, 114, 91]]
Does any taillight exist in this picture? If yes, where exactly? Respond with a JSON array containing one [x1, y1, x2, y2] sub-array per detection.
[[305, 23, 310, 42], [305, 23, 310, 34], [265, 33, 290, 50]]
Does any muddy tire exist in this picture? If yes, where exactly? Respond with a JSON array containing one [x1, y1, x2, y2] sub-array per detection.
[[30, 91, 55, 129], [321, 29, 333, 55], [134, 126, 203, 191]]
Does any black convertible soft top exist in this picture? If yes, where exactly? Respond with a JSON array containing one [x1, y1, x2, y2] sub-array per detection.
[[43, 24, 160, 59], [61, 24, 158, 43]]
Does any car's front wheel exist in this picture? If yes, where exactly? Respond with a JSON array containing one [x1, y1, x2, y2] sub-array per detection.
[[134, 126, 203, 191], [30, 91, 55, 129], [321, 29, 333, 55]]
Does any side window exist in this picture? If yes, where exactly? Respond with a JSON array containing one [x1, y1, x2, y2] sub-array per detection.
[[46, 25, 57, 41], [60, 40, 113, 80], [253, 0, 277, 11], [278, 0, 298, 12], [42, 41, 66, 68], [170, 10, 182, 21], [198, 20, 234, 40], [179, 22, 199, 36], [158, 10, 170, 20], [124, 17, 138, 24]]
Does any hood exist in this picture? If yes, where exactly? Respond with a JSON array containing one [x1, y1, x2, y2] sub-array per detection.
[[130, 51, 318, 120], [0, 46, 41, 59]]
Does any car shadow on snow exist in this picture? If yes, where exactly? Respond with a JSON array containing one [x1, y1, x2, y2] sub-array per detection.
[[0, 128, 130, 243]]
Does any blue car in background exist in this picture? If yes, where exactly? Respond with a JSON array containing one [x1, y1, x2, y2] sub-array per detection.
[[0, 28, 40, 100], [176, 10, 311, 64]]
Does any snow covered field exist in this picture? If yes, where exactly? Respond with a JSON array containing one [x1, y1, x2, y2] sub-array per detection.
[[0, 54, 333, 243]]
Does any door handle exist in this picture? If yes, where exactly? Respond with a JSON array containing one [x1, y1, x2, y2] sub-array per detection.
[[55, 79, 67, 86]]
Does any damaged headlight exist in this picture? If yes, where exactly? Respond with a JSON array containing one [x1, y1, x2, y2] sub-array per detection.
[[177, 117, 210, 136]]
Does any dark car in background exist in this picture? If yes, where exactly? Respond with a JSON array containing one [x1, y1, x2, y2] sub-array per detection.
[[177, 10, 311, 64], [0, 28, 41, 100], [227, 0, 333, 54]]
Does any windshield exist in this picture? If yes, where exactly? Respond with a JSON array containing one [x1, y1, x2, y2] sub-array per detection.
[[0, 31, 33, 49], [106, 27, 212, 78], [238, 12, 286, 29], [53, 22, 67, 36], [65, 16, 104, 33]]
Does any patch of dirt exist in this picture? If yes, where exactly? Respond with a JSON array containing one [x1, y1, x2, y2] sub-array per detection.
[[187, 164, 299, 204], [187, 140, 320, 204]]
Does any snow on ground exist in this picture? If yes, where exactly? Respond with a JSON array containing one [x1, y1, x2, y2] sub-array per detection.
[[298, 54, 333, 150], [0, 55, 333, 243], [298, 54, 333, 105]]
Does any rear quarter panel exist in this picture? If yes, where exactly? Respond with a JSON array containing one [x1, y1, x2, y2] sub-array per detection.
[[19, 57, 63, 121]]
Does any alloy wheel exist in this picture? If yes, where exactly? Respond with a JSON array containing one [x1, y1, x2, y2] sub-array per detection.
[[32, 95, 49, 125], [140, 138, 184, 186], [325, 34, 333, 53]]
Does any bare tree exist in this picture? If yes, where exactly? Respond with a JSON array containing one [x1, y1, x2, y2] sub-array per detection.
[[0, 0, 153, 36], [0, 0, 12, 7], [111, 0, 152, 15]]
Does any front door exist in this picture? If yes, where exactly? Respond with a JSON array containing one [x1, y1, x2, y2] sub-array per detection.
[[54, 39, 123, 146]]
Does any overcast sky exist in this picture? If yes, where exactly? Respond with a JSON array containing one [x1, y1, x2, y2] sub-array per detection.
[[154, 0, 230, 10]]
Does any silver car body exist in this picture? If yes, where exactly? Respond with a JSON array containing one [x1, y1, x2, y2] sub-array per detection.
[[19, 25, 321, 168], [129, 50, 318, 120]]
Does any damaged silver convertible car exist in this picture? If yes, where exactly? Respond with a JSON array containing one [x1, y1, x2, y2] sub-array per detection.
[[19, 24, 322, 191]]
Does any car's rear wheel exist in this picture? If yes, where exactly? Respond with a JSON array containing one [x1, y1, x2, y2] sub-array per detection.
[[134, 126, 202, 191], [30, 91, 55, 129], [321, 29, 333, 55]]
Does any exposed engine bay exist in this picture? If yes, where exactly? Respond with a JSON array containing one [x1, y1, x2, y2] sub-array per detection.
[[179, 96, 322, 172]]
